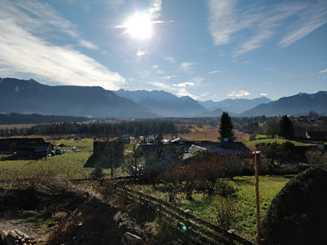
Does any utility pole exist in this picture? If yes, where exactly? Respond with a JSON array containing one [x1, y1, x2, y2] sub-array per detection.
[[253, 150, 261, 245]]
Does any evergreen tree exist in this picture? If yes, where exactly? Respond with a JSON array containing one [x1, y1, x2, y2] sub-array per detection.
[[279, 115, 294, 139], [219, 112, 234, 142]]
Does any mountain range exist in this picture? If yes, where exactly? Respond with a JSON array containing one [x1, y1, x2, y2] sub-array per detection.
[[116, 89, 207, 117], [0, 78, 154, 118], [242, 91, 327, 116], [200, 97, 271, 114], [1, 77, 326, 118]]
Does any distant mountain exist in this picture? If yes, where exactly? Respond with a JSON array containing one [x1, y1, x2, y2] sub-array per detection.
[[199, 108, 225, 118], [200, 97, 271, 114], [3, 78, 325, 119], [0, 78, 155, 118], [116, 89, 208, 117], [242, 91, 327, 116]]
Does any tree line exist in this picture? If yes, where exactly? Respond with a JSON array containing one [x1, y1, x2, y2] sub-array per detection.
[[0, 120, 177, 137]]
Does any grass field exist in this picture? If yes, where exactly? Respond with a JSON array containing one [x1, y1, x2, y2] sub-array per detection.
[[0, 138, 94, 180], [0, 135, 290, 241], [132, 175, 289, 241], [244, 136, 312, 150], [178, 125, 250, 142]]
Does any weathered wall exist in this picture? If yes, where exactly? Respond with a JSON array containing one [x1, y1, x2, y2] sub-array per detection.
[[85, 139, 124, 168]]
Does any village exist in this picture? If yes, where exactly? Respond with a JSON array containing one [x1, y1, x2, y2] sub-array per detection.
[[1, 113, 327, 245]]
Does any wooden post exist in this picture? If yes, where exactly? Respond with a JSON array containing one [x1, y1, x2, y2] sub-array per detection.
[[254, 151, 261, 245]]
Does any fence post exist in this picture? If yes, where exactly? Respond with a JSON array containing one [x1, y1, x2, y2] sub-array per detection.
[[253, 150, 261, 245]]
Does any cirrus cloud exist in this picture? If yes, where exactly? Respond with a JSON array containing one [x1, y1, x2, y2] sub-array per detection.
[[179, 62, 193, 72], [228, 90, 251, 98], [0, 0, 124, 90], [208, 0, 327, 56]]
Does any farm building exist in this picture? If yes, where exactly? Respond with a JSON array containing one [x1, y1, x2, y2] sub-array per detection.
[[0, 137, 53, 158], [85, 138, 124, 169], [137, 137, 251, 166]]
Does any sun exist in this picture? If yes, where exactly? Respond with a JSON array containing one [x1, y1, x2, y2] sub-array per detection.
[[123, 12, 154, 40]]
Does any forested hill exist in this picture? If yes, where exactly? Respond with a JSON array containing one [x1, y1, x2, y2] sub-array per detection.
[[243, 91, 327, 116], [0, 78, 155, 119]]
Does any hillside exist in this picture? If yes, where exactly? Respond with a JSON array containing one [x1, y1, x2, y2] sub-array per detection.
[[0, 78, 155, 118], [199, 108, 225, 118], [243, 91, 327, 116], [116, 89, 208, 117]]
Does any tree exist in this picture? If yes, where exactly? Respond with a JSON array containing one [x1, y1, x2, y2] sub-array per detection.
[[126, 143, 142, 176], [90, 166, 105, 180], [279, 115, 294, 139], [263, 118, 279, 137], [219, 112, 234, 142]]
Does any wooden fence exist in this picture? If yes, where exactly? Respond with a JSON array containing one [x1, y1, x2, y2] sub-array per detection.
[[115, 185, 253, 245], [0, 176, 253, 244]]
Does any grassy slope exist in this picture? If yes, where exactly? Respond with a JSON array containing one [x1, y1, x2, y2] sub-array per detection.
[[244, 136, 311, 150], [0, 138, 93, 180], [134, 176, 289, 241]]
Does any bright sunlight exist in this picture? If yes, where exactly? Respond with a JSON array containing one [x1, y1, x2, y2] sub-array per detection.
[[123, 12, 154, 40]]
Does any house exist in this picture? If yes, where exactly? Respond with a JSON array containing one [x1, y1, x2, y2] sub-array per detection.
[[137, 137, 251, 167], [294, 128, 327, 141], [182, 140, 251, 161]]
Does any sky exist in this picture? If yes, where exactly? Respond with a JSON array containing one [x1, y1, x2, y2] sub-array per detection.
[[0, 0, 327, 101]]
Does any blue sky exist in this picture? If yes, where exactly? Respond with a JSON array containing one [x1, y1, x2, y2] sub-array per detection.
[[0, 0, 327, 101]]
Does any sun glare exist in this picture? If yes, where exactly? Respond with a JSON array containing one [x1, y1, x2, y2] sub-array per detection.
[[123, 12, 154, 40]]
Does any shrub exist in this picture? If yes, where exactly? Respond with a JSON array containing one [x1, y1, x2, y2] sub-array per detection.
[[90, 167, 104, 180], [305, 150, 327, 165], [262, 168, 327, 245], [216, 180, 237, 198], [216, 198, 237, 230]]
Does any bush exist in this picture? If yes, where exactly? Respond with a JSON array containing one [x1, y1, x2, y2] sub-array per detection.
[[262, 168, 327, 245], [90, 167, 104, 180], [305, 150, 327, 165], [258, 142, 301, 164], [216, 180, 237, 198], [216, 198, 237, 230]]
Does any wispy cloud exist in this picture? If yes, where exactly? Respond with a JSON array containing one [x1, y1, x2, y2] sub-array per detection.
[[228, 90, 250, 98], [164, 56, 176, 63], [279, 1, 327, 47], [260, 92, 268, 97], [173, 82, 195, 88], [180, 62, 193, 72], [208, 0, 327, 55], [149, 0, 162, 19], [208, 0, 238, 46], [320, 68, 327, 74], [2, 0, 79, 38], [1, 0, 98, 51], [136, 49, 147, 57], [152, 81, 197, 98], [162, 75, 176, 80], [152, 77, 203, 98], [208, 70, 221, 74], [0, 0, 124, 89], [79, 40, 98, 50]]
